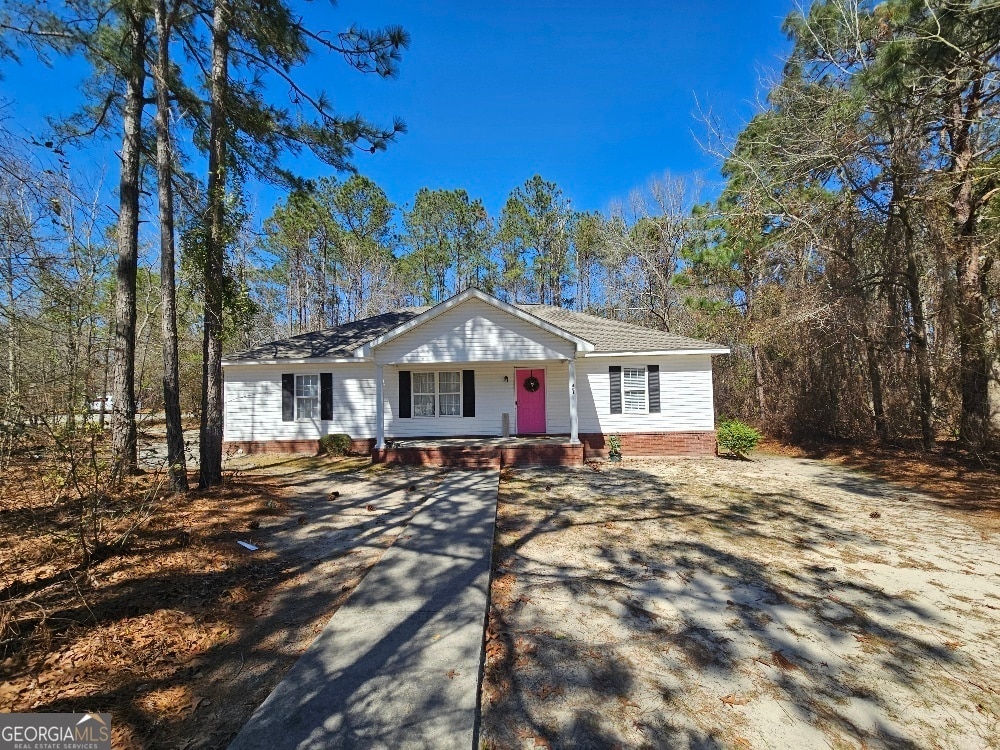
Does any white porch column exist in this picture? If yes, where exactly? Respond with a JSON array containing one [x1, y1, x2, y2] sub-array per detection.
[[375, 363, 385, 450], [568, 358, 580, 445]]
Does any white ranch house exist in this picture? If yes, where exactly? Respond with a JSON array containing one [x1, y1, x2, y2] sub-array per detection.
[[222, 290, 729, 465]]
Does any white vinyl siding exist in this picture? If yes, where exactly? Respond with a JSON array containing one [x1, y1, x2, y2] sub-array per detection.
[[295, 374, 320, 420], [224, 363, 376, 441], [374, 297, 577, 364], [577, 355, 717, 433], [622, 367, 647, 413]]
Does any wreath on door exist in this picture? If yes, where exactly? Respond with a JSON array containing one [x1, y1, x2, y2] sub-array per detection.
[[523, 374, 540, 392]]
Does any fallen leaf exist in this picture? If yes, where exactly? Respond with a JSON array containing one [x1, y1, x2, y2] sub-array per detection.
[[944, 640, 962, 650], [721, 693, 751, 706], [537, 683, 564, 700], [446, 669, 459, 679], [771, 650, 798, 671]]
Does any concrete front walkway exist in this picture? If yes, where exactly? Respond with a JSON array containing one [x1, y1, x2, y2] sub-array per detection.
[[228, 469, 499, 750]]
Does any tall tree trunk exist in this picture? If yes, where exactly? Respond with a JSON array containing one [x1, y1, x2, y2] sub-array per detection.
[[886, 170, 935, 449], [900, 210, 934, 449], [199, 0, 229, 488], [110, 14, 146, 481], [955, 242, 992, 448], [4, 247, 15, 411], [154, 0, 188, 492], [751, 342, 766, 422], [865, 332, 889, 443], [947, 81, 992, 449]]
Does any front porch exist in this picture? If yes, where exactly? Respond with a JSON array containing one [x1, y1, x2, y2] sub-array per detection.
[[371, 435, 584, 468]]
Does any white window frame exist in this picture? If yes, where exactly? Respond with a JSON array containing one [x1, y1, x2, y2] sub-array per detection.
[[438, 371, 462, 417], [412, 371, 463, 418], [295, 373, 320, 421], [622, 366, 648, 414]]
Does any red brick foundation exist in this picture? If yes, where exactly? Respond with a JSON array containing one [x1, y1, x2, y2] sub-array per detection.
[[371, 443, 584, 468], [224, 438, 374, 456], [500, 443, 583, 467], [371, 447, 501, 469], [226, 431, 717, 462], [580, 431, 717, 459]]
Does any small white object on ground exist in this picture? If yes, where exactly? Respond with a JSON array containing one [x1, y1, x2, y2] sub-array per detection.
[[237, 541, 258, 551]]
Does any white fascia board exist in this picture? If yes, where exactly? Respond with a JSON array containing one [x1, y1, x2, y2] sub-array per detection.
[[583, 348, 731, 357], [222, 357, 369, 367], [356, 288, 596, 356]]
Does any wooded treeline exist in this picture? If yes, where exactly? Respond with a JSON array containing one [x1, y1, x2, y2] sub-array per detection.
[[1, 0, 997, 492]]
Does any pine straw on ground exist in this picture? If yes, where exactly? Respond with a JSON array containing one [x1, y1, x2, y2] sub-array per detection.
[[0, 455, 366, 748]]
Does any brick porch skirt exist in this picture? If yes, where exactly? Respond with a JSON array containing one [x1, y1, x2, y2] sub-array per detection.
[[580, 431, 717, 458], [224, 438, 375, 455]]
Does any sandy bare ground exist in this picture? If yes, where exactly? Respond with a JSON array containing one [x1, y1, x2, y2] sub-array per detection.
[[480, 455, 1000, 750]]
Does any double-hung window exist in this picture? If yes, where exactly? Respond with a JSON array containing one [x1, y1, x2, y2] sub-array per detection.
[[413, 372, 437, 417], [438, 372, 461, 416], [622, 367, 647, 413], [412, 371, 462, 417], [295, 374, 320, 420]]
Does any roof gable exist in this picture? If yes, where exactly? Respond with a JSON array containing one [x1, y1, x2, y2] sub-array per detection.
[[356, 289, 595, 358]]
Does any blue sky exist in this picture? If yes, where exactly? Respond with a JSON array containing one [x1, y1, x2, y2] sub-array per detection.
[[0, 0, 794, 220]]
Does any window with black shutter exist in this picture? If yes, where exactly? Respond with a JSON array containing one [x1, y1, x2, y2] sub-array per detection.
[[398, 370, 412, 418], [648, 365, 660, 413], [609, 366, 622, 414]]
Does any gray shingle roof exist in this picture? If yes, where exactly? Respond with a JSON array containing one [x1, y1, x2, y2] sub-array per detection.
[[225, 300, 724, 362], [515, 305, 725, 352], [225, 308, 427, 361]]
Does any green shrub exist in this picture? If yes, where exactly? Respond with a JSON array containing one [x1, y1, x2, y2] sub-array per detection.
[[319, 433, 352, 456], [608, 433, 622, 460], [716, 420, 762, 458]]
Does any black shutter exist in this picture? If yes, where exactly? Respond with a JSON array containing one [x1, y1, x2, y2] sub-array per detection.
[[648, 365, 660, 413], [462, 370, 475, 418], [399, 370, 412, 418], [321, 372, 333, 421], [609, 366, 622, 414], [281, 374, 295, 421]]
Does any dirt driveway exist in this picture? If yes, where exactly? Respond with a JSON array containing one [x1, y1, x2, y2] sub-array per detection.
[[480, 455, 1000, 749]]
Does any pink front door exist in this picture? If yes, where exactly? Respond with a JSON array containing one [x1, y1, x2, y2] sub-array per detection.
[[515, 369, 546, 434]]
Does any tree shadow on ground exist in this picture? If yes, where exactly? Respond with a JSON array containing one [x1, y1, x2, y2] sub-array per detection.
[[480, 458, 993, 749], [2, 461, 447, 749], [765, 440, 1000, 522]]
